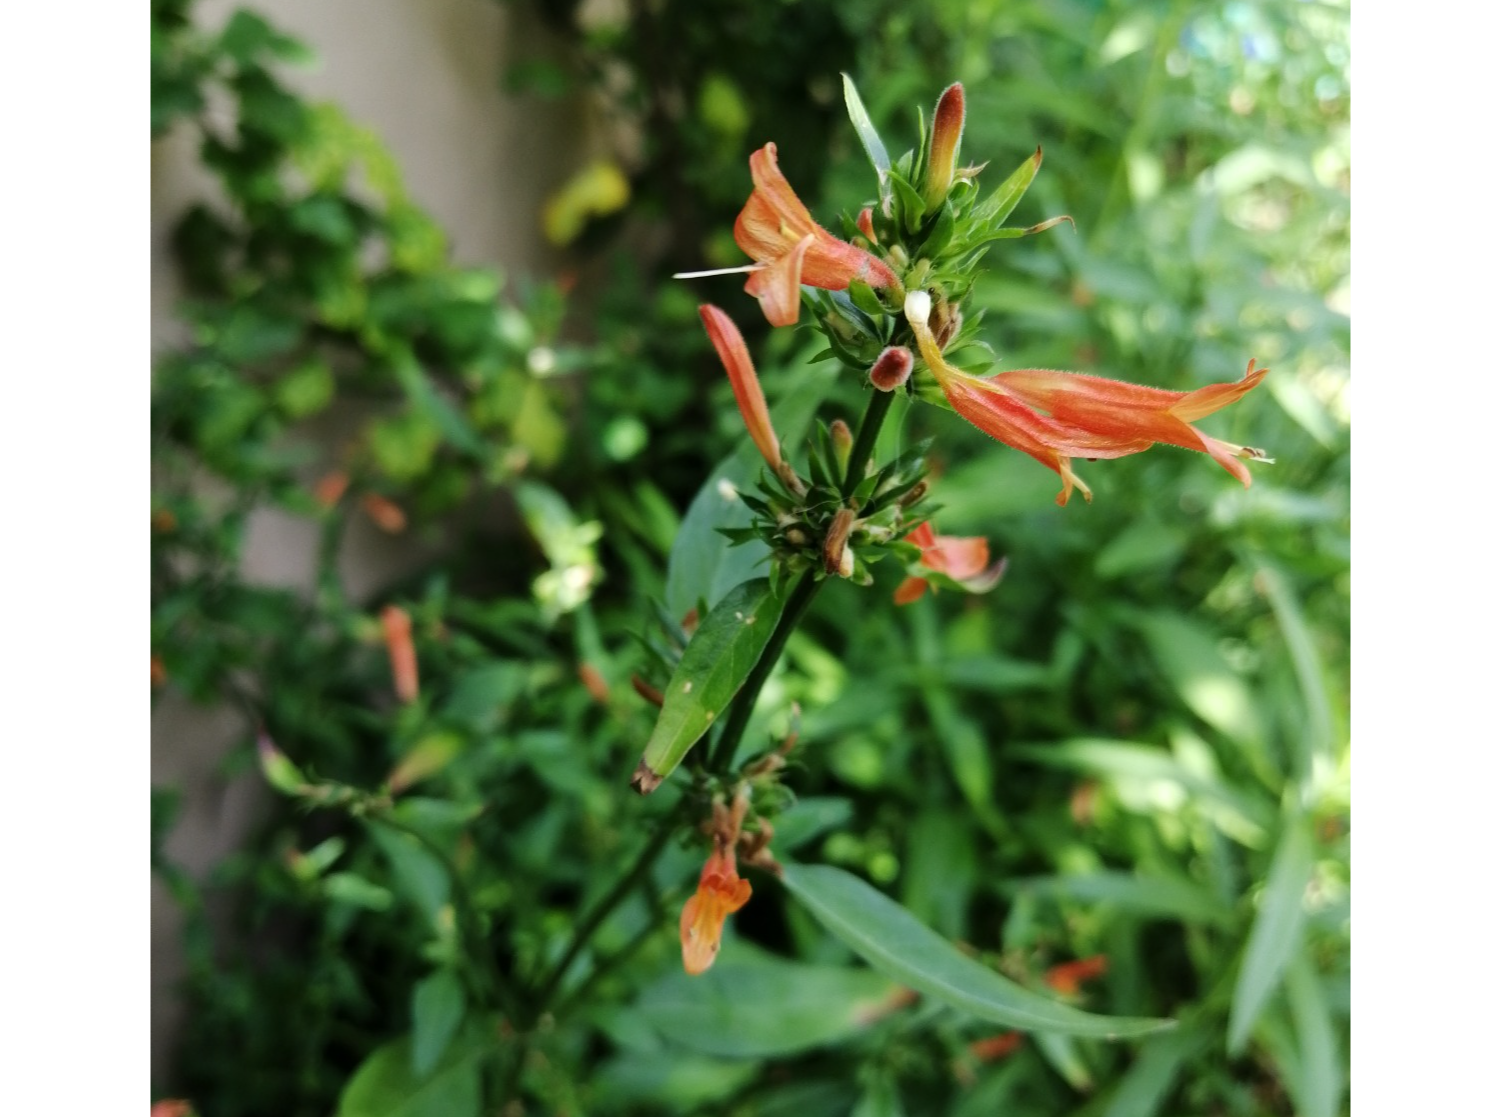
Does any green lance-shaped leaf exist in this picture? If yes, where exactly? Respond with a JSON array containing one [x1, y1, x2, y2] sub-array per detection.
[[631, 578, 786, 793], [842, 73, 892, 209], [1227, 807, 1314, 1053], [781, 864, 1173, 1038], [973, 148, 1043, 230]]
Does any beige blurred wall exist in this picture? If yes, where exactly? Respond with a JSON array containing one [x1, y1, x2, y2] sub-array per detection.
[[151, 0, 586, 1081]]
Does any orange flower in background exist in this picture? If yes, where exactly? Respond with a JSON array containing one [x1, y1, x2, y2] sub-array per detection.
[[1044, 954, 1108, 996], [903, 290, 1269, 504], [361, 492, 408, 533], [967, 1030, 1025, 1062], [699, 305, 784, 473], [313, 470, 350, 508], [679, 846, 752, 975], [734, 142, 897, 326], [894, 522, 1006, 605], [379, 605, 419, 703]]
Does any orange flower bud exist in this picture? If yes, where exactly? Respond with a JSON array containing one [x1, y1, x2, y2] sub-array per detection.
[[379, 605, 419, 703], [925, 83, 966, 211], [699, 305, 783, 473], [869, 345, 914, 392]]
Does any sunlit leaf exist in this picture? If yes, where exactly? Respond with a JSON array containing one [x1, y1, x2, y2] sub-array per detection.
[[634, 578, 786, 790]]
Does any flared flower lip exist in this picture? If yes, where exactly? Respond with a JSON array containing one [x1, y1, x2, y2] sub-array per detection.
[[679, 847, 752, 975], [903, 290, 1269, 504], [731, 142, 897, 326]]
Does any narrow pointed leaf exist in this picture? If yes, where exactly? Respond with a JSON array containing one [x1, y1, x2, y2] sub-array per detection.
[[633, 578, 786, 791], [1284, 953, 1342, 1117], [971, 148, 1042, 230], [1227, 808, 1314, 1052], [841, 73, 892, 206], [781, 863, 1173, 1037]]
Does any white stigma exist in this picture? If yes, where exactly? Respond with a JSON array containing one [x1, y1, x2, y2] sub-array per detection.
[[903, 289, 932, 327]]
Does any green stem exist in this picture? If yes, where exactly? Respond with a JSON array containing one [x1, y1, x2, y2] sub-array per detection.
[[531, 806, 683, 1010], [843, 388, 895, 495], [707, 572, 821, 775], [551, 886, 680, 1019], [372, 816, 520, 1020]]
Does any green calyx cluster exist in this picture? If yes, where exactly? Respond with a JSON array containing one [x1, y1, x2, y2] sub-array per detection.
[[722, 422, 934, 587]]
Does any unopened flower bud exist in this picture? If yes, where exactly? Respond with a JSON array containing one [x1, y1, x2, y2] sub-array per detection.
[[924, 82, 965, 211], [823, 507, 855, 576], [869, 346, 914, 392], [829, 419, 853, 471], [856, 207, 877, 243], [898, 479, 929, 508]]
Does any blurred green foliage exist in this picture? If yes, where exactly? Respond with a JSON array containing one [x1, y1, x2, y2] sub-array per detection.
[[153, 0, 1348, 1114]]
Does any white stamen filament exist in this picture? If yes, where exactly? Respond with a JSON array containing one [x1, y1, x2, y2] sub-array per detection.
[[673, 265, 766, 279]]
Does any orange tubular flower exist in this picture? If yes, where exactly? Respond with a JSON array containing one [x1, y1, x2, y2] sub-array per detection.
[[992, 363, 1271, 487], [734, 142, 897, 326], [894, 521, 1006, 605], [679, 847, 753, 975], [903, 291, 1268, 504], [699, 304, 787, 477]]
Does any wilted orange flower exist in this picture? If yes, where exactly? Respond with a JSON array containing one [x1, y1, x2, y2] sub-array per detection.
[[904, 291, 1268, 504], [379, 605, 419, 703], [679, 846, 752, 975], [733, 142, 897, 326], [894, 522, 1006, 605], [1044, 954, 1108, 996]]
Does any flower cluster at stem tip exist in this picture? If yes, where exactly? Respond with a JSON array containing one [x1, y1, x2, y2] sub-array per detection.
[[665, 77, 1270, 974]]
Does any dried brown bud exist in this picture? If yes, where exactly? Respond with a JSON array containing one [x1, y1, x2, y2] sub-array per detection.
[[823, 507, 856, 576], [898, 479, 930, 508], [930, 299, 962, 348]]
